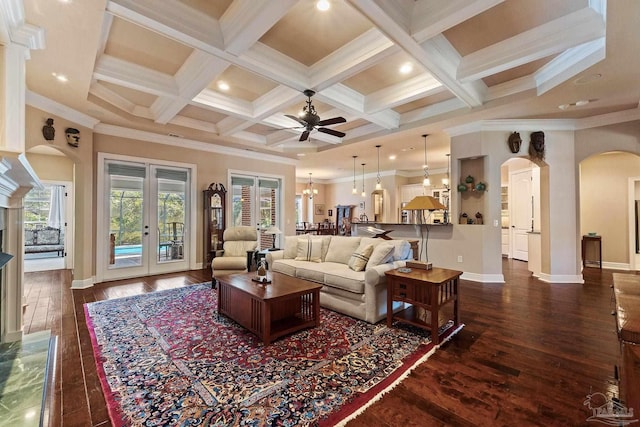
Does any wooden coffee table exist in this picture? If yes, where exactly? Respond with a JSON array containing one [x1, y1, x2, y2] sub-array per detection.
[[217, 271, 321, 345]]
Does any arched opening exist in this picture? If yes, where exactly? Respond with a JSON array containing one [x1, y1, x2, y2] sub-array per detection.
[[24, 145, 75, 272], [500, 157, 541, 276], [579, 151, 640, 271]]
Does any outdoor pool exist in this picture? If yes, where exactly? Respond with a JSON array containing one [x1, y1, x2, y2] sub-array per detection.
[[114, 245, 142, 256]]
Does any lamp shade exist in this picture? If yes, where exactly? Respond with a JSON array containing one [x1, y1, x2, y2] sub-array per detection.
[[403, 195, 446, 211], [264, 226, 282, 235]]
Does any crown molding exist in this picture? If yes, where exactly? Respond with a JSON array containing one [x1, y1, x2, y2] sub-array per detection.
[[26, 91, 100, 129], [94, 123, 297, 166]]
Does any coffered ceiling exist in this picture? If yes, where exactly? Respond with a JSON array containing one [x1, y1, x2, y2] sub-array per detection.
[[14, 0, 640, 179]]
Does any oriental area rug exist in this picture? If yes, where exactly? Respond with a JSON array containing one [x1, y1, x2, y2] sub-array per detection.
[[84, 283, 462, 426]]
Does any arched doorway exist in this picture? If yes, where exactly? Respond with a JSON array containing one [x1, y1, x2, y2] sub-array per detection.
[[24, 145, 75, 272], [500, 157, 541, 275]]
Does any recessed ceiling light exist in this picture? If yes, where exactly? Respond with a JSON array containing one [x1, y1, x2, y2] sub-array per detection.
[[558, 104, 570, 110], [400, 147, 415, 152], [388, 154, 396, 160], [52, 72, 68, 82], [316, 0, 330, 11], [217, 81, 229, 91], [575, 99, 589, 106], [574, 73, 602, 85], [297, 153, 306, 157], [399, 62, 413, 74]]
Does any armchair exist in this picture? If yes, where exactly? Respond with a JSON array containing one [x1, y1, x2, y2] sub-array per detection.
[[211, 226, 258, 286]]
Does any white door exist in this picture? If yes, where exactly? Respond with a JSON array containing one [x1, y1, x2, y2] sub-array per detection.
[[98, 159, 192, 281], [510, 169, 532, 261]]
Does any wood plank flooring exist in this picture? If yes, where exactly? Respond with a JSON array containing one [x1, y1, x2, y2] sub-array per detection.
[[24, 260, 633, 426]]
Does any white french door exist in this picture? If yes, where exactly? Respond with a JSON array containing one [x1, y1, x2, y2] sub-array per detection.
[[98, 156, 193, 281], [230, 173, 282, 251]]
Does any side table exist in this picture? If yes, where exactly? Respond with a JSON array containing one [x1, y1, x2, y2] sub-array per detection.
[[385, 267, 462, 345], [582, 235, 602, 269]]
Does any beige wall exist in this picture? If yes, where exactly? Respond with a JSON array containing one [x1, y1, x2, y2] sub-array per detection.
[[25, 105, 94, 284], [580, 152, 640, 264], [25, 153, 74, 181]]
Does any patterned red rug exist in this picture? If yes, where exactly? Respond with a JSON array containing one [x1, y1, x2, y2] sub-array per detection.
[[84, 283, 462, 426]]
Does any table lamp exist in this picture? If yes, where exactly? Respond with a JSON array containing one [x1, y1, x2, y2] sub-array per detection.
[[264, 226, 282, 251]]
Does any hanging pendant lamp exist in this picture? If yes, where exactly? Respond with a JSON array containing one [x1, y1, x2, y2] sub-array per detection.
[[422, 134, 430, 186], [352, 156, 358, 194], [361, 163, 366, 197], [375, 145, 382, 190]]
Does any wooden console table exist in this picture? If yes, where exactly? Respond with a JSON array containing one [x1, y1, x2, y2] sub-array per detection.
[[385, 267, 461, 344]]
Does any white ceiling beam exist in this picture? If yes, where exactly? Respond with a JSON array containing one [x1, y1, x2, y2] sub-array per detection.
[[152, 50, 231, 124], [239, 42, 309, 91], [168, 115, 218, 134], [319, 84, 400, 129], [89, 81, 137, 115], [348, 0, 485, 107], [106, 0, 224, 51], [0, 0, 45, 49], [534, 38, 605, 95], [220, 0, 297, 55], [93, 54, 178, 97], [365, 74, 443, 113], [192, 89, 253, 118], [457, 7, 606, 82], [411, 0, 504, 42], [485, 75, 536, 101], [400, 97, 466, 125], [217, 116, 252, 136], [252, 85, 301, 120], [310, 28, 398, 90]]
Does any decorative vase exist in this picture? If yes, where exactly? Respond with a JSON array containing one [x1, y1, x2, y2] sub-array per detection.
[[457, 183, 468, 192], [465, 175, 474, 184], [257, 260, 267, 280], [475, 182, 486, 191]]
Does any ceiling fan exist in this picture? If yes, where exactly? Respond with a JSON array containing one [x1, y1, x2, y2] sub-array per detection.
[[285, 89, 346, 142]]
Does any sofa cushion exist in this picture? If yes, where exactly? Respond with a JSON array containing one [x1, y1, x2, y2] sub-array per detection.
[[223, 240, 257, 257], [283, 236, 299, 259], [324, 236, 362, 264], [348, 243, 373, 272], [212, 256, 247, 270], [295, 238, 323, 262], [323, 263, 366, 294], [270, 259, 298, 276], [366, 243, 395, 269], [294, 261, 329, 283]]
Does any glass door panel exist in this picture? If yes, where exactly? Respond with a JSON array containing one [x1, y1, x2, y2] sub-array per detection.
[[100, 159, 191, 281], [155, 168, 187, 264], [107, 162, 147, 277], [230, 174, 281, 251]]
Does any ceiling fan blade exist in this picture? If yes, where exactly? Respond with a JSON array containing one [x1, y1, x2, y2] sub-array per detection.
[[318, 127, 346, 138], [317, 116, 346, 126], [285, 114, 307, 126], [299, 130, 310, 141]]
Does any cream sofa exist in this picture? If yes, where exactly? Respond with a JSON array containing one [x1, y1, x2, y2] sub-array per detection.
[[265, 235, 414, 323]]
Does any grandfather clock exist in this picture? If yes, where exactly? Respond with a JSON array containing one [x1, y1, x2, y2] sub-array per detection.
[[204, 183, 226, 268]]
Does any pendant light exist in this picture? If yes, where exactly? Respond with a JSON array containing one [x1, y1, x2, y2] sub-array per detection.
[[422, 134, 430, 186], [375, 145, 382, 190], [352, 155, 358, 194], [442, 153, 450, 188], [361, 163, 366, 197], [302, 173, 318, 199]]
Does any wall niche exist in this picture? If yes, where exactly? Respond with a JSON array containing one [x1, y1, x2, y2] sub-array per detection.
[[457, 157, 486, 225]]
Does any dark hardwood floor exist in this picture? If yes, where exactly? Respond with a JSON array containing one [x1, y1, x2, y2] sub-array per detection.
[[24, 260, 633, 426]]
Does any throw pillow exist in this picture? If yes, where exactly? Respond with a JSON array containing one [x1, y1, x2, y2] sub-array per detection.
[[366, 243, 395, 269], [295, 238, 323, 262], [348, 243, 374, 272]]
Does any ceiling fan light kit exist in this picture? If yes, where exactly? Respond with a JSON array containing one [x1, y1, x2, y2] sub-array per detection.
[[285, 90, 347, 142]]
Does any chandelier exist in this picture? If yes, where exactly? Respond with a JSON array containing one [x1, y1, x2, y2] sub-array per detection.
[[361, 163, 366, 197], [375, 145, 382, 190], [303, 173, 318, 199], [352, 155, 358, 194], [442, 153, 450, 188], [422, 134, 430, 186]]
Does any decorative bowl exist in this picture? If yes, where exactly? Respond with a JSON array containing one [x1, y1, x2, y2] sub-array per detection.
[[588, 232, 597, 236]]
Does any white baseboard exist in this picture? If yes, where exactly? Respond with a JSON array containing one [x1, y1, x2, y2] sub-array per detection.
[[461, 272, 505, 283], [602, 262, 631, 271], [71, 277, 94, 289], [537, 273, 584, 284]]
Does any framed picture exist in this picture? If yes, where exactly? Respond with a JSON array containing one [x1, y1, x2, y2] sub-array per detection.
[[314, 204, 325, 216]]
